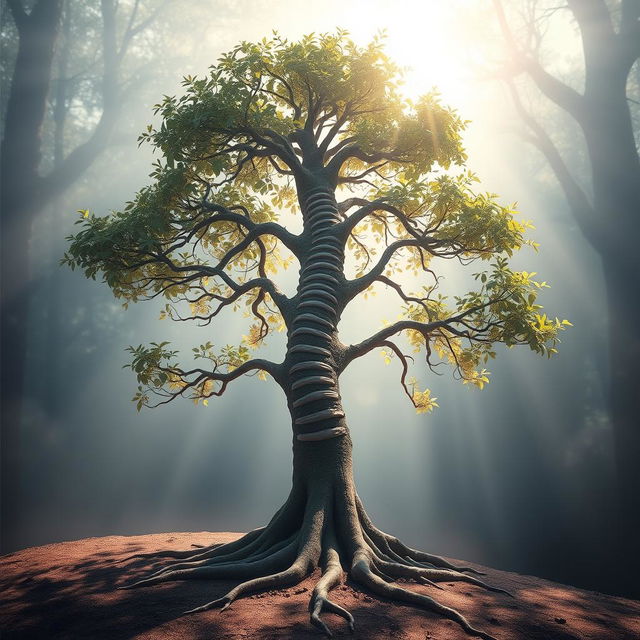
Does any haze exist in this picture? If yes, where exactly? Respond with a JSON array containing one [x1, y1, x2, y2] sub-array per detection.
[[2, 0, 635, 599]]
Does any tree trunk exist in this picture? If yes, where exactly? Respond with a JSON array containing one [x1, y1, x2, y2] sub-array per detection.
[[0, 0, 63, 554], [282, 183, 360, 563], [122, 184, 509, 639], [603, 256, 640, 596], [0, 207, 36, 554], [581, 69, 640, 263], [499, 6, 640, 584], [285, 186, 348, 441], [580, 82, 640, 587]]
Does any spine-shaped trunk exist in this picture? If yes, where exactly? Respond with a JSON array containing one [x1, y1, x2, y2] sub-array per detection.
[[285, 187, 347, 443]]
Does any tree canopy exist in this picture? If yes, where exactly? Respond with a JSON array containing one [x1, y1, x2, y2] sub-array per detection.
[[64, 31, 568, 413]]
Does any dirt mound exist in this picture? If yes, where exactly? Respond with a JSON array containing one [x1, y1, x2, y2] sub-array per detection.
[[1, 532, 638, 639]]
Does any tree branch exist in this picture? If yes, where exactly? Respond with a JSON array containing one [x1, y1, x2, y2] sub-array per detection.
[[118, 0, 169, 63], [336, 198, 424, 239], [261, 63, 301, 121], [326, 144, 401, 182], [375, 275, 437, 310], [381, 340, 416, 405], [136, 241, 292, 320], [317, 103, 352, 157], [195, 206, 302, 258], [339, 300, 502, 373], [37, 1, 118, 199], [151, 357, 284, 407], [343, 238, 442, 303], [339, 321, 439, 373], [252, 127, 303, 172], [171, 275, 291, 327], [493, 0, 586, 122], [506, 80, 598, 240], [206, 357, 282, 387]]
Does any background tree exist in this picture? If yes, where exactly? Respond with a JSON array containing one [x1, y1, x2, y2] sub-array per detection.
[[1, 0, 62, 550], [65, 33, 568, 637], [0, 0, 168, 553], [491, 0, 640, 559]]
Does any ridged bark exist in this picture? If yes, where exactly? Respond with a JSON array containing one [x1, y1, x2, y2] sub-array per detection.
[[285, 186, 348, 443]]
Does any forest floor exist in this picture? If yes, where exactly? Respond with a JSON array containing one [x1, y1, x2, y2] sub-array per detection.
[[1, 531, 639, 640]]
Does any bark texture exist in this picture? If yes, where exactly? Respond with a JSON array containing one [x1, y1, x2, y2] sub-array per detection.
[[287, 187, 347, 443]]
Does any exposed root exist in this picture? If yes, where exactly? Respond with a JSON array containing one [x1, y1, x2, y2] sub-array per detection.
[[120, 536, 302, 590], [184, 561, 310, 615], [418, 576, 444, 590], [144, 532, 300, 580], [121, 528, 264, 563], [183, 490, 326, 615], [121, 542, 225, 562], [351, 550, 498, 640], [375, 558, 512, 596], [309, 529, 355, 637], [356, 494, 485, 575], [120, 489, 508, 639]]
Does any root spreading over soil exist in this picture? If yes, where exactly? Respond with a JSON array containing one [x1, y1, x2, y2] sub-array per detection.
[[121, 490, 509, 639]]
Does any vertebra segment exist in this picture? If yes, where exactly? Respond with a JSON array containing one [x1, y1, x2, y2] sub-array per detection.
[[287, 188, 347, 442], [290, 327, 334, 340], [291, 375, 335, 391]]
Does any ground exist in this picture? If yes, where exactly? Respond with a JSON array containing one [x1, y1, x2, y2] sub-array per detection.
[[1, 532, 638, 639]]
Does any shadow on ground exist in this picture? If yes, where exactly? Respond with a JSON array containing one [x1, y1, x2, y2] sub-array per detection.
[[1, 532, 638, 639]]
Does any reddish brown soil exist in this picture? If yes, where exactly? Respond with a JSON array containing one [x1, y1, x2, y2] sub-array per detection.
[[1, 532, 638, 639]]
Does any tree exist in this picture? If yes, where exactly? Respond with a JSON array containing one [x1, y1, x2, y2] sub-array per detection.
[[1, 0, 62, 552], [65, 33, 568, 638], [492, 0, 640, 550], [0, 0, 166, 553]]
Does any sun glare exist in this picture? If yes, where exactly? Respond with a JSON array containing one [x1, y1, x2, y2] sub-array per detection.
[[338, 0, 473, 108]]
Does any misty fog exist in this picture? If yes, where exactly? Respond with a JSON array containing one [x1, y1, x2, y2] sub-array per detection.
[[2, 0, 636, 599]]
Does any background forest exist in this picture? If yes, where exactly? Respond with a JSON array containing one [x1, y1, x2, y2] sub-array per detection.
[[1, 0, 638, 598]]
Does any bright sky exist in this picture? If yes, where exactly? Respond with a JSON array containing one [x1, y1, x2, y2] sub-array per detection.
[[340, 0, 496, 112], [202, 0, 486, 111]]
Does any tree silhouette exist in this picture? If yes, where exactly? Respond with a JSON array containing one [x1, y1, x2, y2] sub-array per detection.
[[0, 0, 168, 553], [65, 33, 568, 638], [492, 0, 640, 578]]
